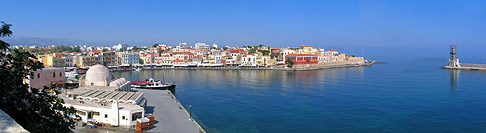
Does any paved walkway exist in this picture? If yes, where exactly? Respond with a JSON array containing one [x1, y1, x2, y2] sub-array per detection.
[[136, 89, 203, 133]]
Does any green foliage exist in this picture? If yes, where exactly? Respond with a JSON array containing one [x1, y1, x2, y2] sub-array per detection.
[[286, 58, 294, 68], [132, 46, 139, 51], [153, 43, 159, 48], [223, 47, 228, 50], [261, 51, 270, 55], [248, 46, 258, 54], [0, 21, 75, 132], [102, 48, 108, 52], [48, 45, 81, 53], [73, 46, 81, 52]]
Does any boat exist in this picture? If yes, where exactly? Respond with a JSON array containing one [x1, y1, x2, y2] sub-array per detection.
[[134, 68, 142, 71], [65, 71, 79, 78], [131, 78, 176, 90]]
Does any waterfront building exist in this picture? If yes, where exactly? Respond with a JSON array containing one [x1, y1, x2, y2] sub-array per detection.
[[63, 55, 74, 67], [62, 65, 145, 127], [101, 51, 116, 67], [160, 54, 173, 66], [260, 55, 274, 67], [120, 52, 140, 66], [141, 53, 157, 66], [285, 54, 318, 65], [24, 67, 65, 89], [346, 56, 365, 63], [172, 52, 192, 65], [73, 55, 86, 67], [241, 54, 257, 67]]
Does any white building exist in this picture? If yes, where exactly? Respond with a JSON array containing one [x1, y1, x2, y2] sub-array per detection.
[[178, 43, 187, 48], [62, 65, 146, 127], [240, 54, 256, 67], [112, 43, 129, 51], [64, 55, 74, 67], [195, 43, 210, 50], [121, 52, 140, 66]]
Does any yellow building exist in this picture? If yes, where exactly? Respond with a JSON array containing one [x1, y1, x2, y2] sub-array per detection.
[[259, 55, 275, 67], [300, 45, 319, 55], [40, 53, 65, 67]]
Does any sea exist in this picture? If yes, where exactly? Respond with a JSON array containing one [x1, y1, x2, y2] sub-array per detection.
[[113, 46, 486, 132]]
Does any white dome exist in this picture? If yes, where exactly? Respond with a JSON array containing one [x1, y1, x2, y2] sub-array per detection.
[[85, 64, 114, 85]]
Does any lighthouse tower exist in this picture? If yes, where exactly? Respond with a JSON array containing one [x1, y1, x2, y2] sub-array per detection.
[[449, 44, 461, 67]]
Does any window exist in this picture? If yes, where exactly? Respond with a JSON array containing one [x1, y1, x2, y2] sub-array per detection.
[[122, 116, 126, 120], [105, 114, 108, 118], [76, 110, 86, 116], [132, 112, 142, 121], [53, 72, 55, 78], [94, 112, 99, 116], [60, 72, 62, 77], [38, 73, 40, 78], [91, 83, 94, 86]]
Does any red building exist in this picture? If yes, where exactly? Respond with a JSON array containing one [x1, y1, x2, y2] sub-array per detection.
[[285, 54, 318, 65]]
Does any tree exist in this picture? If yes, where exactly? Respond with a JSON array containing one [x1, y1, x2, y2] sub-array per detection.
[[102, 48, 108, 52], [73, 46, 81, 52], [153, 43, 159, 48], [286, 58, 294, 68], [0, 21, 76, 132], [132, 46, 139, 51]]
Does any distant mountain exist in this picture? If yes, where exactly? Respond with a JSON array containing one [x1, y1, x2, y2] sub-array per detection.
[[3, 37, 92, 46]]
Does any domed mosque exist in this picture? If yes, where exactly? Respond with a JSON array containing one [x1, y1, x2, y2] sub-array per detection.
[[78, 64, 130, 91], [61, 64, 147, 127]]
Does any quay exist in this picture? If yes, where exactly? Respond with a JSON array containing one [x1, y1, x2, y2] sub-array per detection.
[[443, 45, 486, 70], [111, 61, 375, 72], [135, 89, 206, 133]]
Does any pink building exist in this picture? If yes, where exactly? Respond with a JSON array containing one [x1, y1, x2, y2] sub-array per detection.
[[25, 68, 65, 89]]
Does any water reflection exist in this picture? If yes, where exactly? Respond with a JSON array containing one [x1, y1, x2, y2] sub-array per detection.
[[448, 70, 459, 97], [449, 70, 460, 91]]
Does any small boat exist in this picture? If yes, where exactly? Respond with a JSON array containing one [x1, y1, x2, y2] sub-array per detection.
[[134, 68, 142, 71], [65, 71, 79, 78], [131, 78, 176, 90]]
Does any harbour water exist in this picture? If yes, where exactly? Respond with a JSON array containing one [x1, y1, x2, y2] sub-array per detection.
[[113, 48, 486, 132]]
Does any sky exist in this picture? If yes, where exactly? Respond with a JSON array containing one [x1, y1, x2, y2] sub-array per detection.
[[1, 0, 486, 49]]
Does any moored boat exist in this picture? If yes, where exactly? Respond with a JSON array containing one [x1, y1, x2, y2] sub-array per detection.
[[131, 78, 176, 90]]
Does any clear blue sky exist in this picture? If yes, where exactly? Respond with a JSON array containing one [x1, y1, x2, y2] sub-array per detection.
[[1, 0, 485, 48]]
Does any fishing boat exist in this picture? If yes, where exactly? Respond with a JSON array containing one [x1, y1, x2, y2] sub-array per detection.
[[131, 78, 176, 89]]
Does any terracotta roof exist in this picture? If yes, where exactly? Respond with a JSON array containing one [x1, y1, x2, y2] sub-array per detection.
[[329, 50, 338, 52], [285, 54, 317, 57], [301, 45, 313, 48], [91, 50, 100, 54]]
